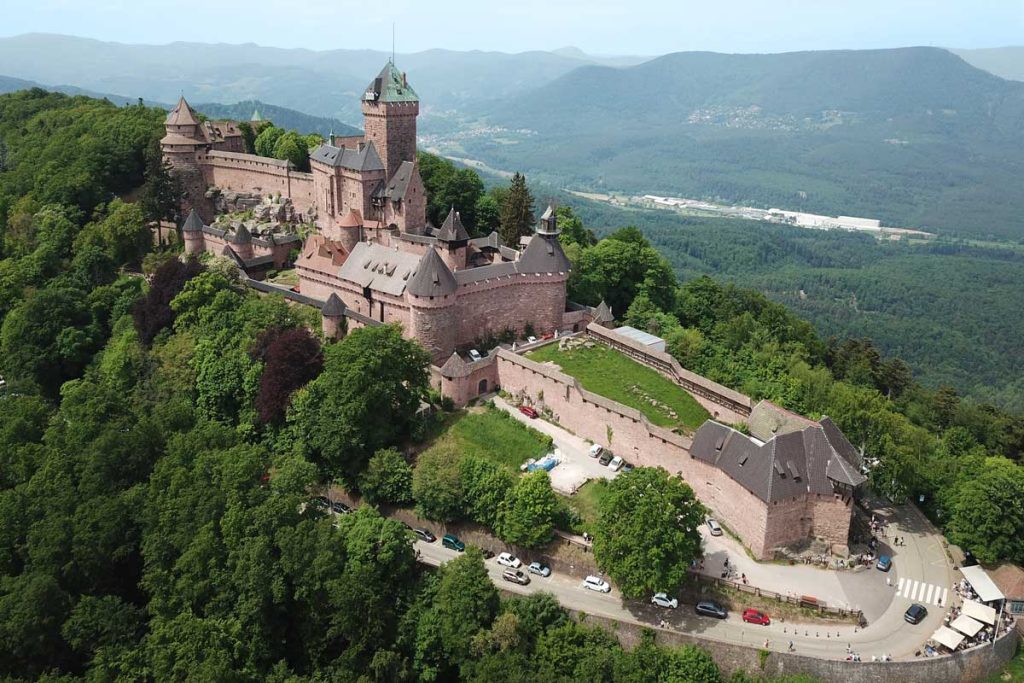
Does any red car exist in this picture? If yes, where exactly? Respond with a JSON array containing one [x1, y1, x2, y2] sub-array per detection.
[[742, 609, 770, 625], [519, 405, 539, 419]]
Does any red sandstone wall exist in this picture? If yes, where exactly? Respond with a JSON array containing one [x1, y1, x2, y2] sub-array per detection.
[[454, 274, 567, 347], [441, 358, 500, 406], [200, 154, 315, 215]]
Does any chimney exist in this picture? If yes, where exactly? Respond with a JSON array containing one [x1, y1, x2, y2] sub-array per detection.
[[402, 72, 407, 87]]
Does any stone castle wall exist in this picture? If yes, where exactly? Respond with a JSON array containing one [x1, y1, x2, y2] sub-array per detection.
[[363, 101, 418, 179], [492, 349, 850, 559], [198, 152, 315, 215], [453, 273, 568, 348]]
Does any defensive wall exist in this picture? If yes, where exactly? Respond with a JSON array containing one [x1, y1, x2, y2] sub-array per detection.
[[578, 611, 1019, 683], [198, 151, 315, 215], [586, 322, 752, 424], [494, 349, 852, 559]]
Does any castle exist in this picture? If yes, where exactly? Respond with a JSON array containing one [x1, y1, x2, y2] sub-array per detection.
[[164, 63, 578, 363]]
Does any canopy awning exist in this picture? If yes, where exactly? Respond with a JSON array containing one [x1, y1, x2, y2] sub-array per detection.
[[950, 614, 985, 637], [961, 565, 1005, 603], [961, 598, 998, 625], [932, 625, 966, 650]]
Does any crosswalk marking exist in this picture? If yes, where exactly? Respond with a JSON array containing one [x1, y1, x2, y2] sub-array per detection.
[[896, 578, 947, 606]]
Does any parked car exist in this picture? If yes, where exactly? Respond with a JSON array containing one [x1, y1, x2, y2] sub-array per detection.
[[589, 444, 604, 458], [621, 461, 634, 473], [598, 451, 614, 466], [651, 593, 678, 609], [442, 534, 465, 552], [502, 569, 530, 585], [468, 349, 482, 362], [706, 519, 723, 536], [527, 336, 538, 344], [330, 501, 352, 515], [528, 561, 551, 577], [876, 555, 892, 572], [742, 609, 770, 625], [519, 405, 539, 419], [582, 575, 611, 593], [413, 528, 436, 543], [312, 496, 329, 510], [904, 603, 927, 624], [608, 455, 624, 472], [695, 601, 728, 619], [497, 552, 522, 568]]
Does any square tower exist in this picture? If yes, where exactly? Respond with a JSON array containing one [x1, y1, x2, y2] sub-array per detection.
[[362, 62, 420, 182]]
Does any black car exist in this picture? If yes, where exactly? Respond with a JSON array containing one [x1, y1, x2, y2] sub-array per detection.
[[904, 603, 927, 624], [330, 501, 352, 515], [413, 528, 437, 543], [598, 451, 614, 466], [695, 601, 728, 619]]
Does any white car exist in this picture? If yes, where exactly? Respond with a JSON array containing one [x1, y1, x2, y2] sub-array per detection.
[[706, 519, 723, 536], [527, 336, 538, 344], [497, 552, 522, 568], [582, 575, 611, 593], [468, 349, 482, 362], [589, 444, 604, 458], [651, 592, 678, 609], [608, 455, 624, 472], [528, 561, 551, 577]]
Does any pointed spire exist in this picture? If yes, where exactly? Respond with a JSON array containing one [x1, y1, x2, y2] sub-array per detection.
[[329, 128, 336, 146], [232, 224, 252, 244], [250, 107, 262, 122], [436, 206, 469, 243], [407, 247, 457, 297]]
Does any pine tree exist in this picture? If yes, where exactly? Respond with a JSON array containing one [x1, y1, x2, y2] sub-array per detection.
[[498, 172, 535, 247]]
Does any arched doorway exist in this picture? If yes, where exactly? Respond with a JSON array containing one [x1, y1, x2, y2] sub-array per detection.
[[478, 379, 488, 395]]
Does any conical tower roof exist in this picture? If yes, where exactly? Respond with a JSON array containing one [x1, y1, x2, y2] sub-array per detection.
[[182, 208, 205, 233], [435, 207, 469, 243], [232, 224, 252, 244], [322, 293, 346, 318], [407, 247, 457, 297], [166, 96, 199, 126]]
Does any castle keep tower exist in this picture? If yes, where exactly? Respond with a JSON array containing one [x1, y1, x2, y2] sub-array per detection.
[[362, 63, 419, 183]]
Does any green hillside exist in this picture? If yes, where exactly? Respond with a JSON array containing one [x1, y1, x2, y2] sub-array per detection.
[[465, 47, 1024, 239]]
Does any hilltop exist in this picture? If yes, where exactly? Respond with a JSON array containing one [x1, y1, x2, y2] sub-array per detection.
[[464, 47, 1024, 238]]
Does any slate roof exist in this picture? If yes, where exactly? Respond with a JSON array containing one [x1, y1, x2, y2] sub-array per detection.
[[321, 293, 346, 318], [438, 352, 471, 378], [310, 141, 385, 172], [406, 247, 457, 297], [470, 232, 502, 250], [381, 160, 417, 201], [363, 62, 419, 103], [748, 400, 817, 442], [337, 242, 421, 297], [690, 420, 867, 503], [593, 300, 614, 323], [166, 96, 199, 126], [182, 209, 205, 233], [435, 207, 470, 242], [230, 224, 252, 244], [516, 233, 572, 274]]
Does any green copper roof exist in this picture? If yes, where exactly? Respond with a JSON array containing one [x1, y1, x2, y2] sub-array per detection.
[[364, 62, 419, 103]]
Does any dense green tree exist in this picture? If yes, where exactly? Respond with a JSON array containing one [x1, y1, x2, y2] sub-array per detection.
[[359, 448, 414, 505], [593, 467, 705, 599], [413, 445, 464, 522], [497, 470, 558, 548], [498, 172, 535, 247], [254, 125, 285, 158], [418, 152, 485, 231], [290, 324, 430, 481], [474, 194, 501, 234], [947, 457, 1024, 564], [272, 130, 311, 172], [460, 455, 514, 529], [73, 199, 151, 267]]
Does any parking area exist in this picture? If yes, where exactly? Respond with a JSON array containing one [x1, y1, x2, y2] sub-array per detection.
[[494, 396, 619, 494]]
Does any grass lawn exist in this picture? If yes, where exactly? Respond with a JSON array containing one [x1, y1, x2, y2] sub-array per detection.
[[560, 479, 610, 533], [987, 648, 1024, 682], [417, 406, 552, 472], [527, 343, 710, 432], [268, 269, 299, 286]]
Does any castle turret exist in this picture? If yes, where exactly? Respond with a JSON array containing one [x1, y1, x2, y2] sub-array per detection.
[[362, 62, 419, 183], [181, 208, 205, 256], [230, 224, 254, 261], [337, 209, 364, 253], [321, 293, 346, 340], [161, 96, 211, 221], [435, 207, 470, 271], [515, 206, 572, 336], [406, 247, 458, 362]]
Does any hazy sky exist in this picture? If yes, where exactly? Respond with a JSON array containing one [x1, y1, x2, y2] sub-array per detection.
[[3, 0, 1022, 54]]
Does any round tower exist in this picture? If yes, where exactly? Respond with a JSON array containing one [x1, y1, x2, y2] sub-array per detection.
[[180, 209, 206, 256], [435, 207, 470, 271], [231, 224, 254, 261], [321, 293, 346, 340], [337, 209, 364, 253], [161, 96, 210, 221], [405, 248, 458, 362]]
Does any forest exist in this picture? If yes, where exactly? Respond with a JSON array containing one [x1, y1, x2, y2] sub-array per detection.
[[1, 88, 1023, 680]]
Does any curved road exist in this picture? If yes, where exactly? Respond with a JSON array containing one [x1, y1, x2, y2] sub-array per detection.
[[414, 498, 955, 662]]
